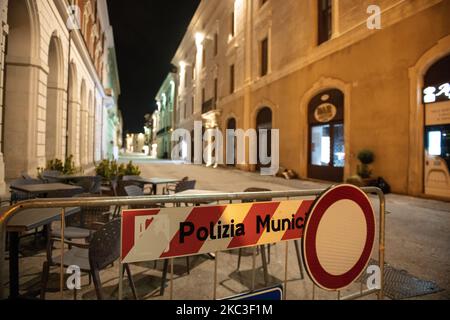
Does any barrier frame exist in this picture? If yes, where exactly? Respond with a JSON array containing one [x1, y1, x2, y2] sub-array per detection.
[[0, 187, 385, 300]]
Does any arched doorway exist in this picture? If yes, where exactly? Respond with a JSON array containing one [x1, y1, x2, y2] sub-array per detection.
[[4, 0, 39, 179], [308, 89, 345, 182], [256, 107, 272, 171], [422, 54, 450, 198], [226, 117, 237, 166], [45, 35, 63, 162]]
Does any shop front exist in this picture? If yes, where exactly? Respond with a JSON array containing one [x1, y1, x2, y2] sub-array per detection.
[[423, 54, 450, 198], [307, 89, 345, 182]]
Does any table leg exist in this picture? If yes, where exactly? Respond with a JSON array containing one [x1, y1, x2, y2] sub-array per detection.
[[9, 232, 20, 299]]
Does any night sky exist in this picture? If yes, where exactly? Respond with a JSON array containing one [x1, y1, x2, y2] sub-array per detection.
[[108, 0, 201, 133]]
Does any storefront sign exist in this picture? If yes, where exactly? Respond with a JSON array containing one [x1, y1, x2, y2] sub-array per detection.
[[302, 184, 375, 291], [121, 200, 313, 263], [425, 101, 450, 126], [423, 83, 450, 104], [314, 103, 337, 123]]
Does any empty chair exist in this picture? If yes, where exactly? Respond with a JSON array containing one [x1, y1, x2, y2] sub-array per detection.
[[73, 176, 103, 194], [41, 219, 137, 300], [42, 170, 62, 183], [124, 185, 144, 197], [116, 180, 142, 197], [174, 180, 196, 194], [51, 193, 112, 244], [21, 172, 34, 180], [163, 177, 189, 195]]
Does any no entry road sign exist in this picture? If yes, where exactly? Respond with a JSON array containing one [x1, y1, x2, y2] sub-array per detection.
[[302, 184, 376, 291]]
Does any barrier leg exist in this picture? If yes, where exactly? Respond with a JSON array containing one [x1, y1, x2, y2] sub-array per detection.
[[294, 240, 304, 280], [260, 245, 269, 286]]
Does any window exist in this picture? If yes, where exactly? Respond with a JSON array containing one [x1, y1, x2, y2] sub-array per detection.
[[230, 11, 235, 37], [192, 59, 196, 80], [202, 47, 206, 69], [230, 64, 235, 94], [214, 78, 218, 102], [318, 0, 332, 45], [191, 96, 195, 114], [214, 33, 218, 56], [260, 37, 269, 77]]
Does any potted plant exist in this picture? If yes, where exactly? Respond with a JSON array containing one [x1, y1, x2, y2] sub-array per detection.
[[357, 149, 376, 186], [37, 155, 82, 179]]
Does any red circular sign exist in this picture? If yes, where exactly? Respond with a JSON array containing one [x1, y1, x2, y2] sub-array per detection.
[[302, 184, 376, 291]]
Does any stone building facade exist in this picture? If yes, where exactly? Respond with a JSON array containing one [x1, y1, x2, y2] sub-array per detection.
[[171, 0, 450, 199], [0, 0, 122, 193], [154, 72, 177, 159]]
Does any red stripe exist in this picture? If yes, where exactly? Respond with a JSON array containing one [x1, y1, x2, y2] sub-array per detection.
[[227, 202, 280, 250], [281, 200, 314, 241], [160, 205, 226, 258], [121, 209, 161, 260]]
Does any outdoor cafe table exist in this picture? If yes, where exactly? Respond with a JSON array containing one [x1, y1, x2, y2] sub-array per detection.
[[3, 206, 81, 298], [127, 177, 181, 195], [10, 183, 83, 198]]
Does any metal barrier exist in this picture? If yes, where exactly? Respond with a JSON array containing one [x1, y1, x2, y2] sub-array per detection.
[[0, 187, 385, 300]]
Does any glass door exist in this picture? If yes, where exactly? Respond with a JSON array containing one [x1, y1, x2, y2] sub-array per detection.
[[309, 123, 344, 182], [424, 125, 450, 197]]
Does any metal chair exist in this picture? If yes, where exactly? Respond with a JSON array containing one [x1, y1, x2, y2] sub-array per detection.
[[41, 219, 137, 300]]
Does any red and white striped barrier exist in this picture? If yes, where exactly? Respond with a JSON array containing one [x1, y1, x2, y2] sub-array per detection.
[[121, 200, 313, 263]]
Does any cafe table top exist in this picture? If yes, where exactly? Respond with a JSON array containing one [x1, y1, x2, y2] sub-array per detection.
[[3, 207, 81, 233], [129, 177, 181, 185], [9, 183, 83, 195]]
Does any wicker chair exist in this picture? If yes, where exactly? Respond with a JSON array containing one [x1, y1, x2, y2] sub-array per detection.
[[73, 176, 103, 194], [41, 219, 137, 300], [42, 170, 62, 183], [162, 177, 189, 195], [51, 193, 112, 243], [174, 180, 196, 194]]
